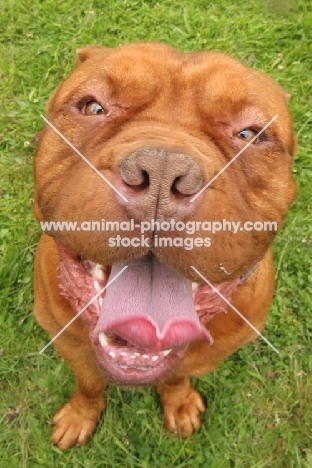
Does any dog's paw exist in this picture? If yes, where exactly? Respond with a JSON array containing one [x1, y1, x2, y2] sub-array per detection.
[[51, 397, 105, 450], [160, 382, 205, 437]]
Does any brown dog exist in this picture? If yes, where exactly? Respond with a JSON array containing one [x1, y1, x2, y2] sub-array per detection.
[[33, 43, 296, 449]]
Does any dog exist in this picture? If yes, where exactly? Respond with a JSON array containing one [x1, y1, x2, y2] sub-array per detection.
[[33, 42, 296, 449]]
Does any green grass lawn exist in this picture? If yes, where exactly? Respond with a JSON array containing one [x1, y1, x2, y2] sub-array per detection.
[[0, 0, 311, 466]]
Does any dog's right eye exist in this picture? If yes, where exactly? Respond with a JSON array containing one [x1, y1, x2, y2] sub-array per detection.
[[83, 101, 107, 116], [237, 129, 258, 142]]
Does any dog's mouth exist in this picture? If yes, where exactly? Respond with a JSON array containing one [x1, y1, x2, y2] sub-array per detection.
[[56, 240, 241, 385]]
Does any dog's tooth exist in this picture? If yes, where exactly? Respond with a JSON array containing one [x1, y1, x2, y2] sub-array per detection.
[[142, 355, 149, 359], [192, 282, 198, 291], [98, 297, 103, 307], [130, 354, 137, 359], [94, 280, 102, 292], [94, 264, 105, 281], [162, 349, 172, 357], [152, 356, 159, 361], [99, 333, 108, 347], [109, 351, 116, 358], [133, 352, 140, 357], [120, 352, 127, 356]]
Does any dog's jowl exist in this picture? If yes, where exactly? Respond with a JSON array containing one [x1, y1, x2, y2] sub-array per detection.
[[33, 43, 296, 449]]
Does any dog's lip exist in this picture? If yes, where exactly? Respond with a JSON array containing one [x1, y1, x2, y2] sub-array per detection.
[[92, 337, 185, 385]]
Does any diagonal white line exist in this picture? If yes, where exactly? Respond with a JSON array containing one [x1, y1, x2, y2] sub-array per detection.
[[190, 265, 279, 353], [39, 265, 128, 354], [40, 115, 129, 203], [190, 114, 278, 203]]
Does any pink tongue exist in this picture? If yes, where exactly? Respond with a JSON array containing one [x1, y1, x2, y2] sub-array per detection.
[[94, 256, 212, 351]]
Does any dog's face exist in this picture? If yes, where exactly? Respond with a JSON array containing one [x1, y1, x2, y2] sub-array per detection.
[[34, 43, 296, 385]]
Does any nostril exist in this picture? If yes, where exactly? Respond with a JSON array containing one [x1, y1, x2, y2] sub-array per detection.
[[171, 171, 203, 199], [120, 161, 150, 192], [124, 170, 149, 193], [171, 177, 193, 199]]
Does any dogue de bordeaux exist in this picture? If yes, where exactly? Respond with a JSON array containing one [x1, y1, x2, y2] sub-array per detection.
[[33, 43, 296, 449]]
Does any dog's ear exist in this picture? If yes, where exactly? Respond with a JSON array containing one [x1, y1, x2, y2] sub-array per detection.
[[76, 45, 111, 66], [31, 129, 45, 143], [282, 91, 296, 156], [32, 195, 43, 222]]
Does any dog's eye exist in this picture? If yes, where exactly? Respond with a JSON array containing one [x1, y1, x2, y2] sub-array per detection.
[[84, 101, 106, 116], [237, 129, 258, 142]]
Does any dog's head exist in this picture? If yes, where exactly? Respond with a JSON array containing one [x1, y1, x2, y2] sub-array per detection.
[[34, 43, 296, 385]]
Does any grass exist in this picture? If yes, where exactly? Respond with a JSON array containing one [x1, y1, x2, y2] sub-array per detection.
[[0, 0, 311, 466]]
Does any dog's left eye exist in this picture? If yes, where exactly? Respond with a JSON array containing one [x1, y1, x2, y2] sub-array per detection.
[[237, 129, 258, 142], [83, 101, 106, 116]]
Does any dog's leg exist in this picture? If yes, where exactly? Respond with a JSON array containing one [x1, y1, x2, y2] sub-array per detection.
[[157, 252, 275, 437], [34, 236, 106, 449], [50, 334, 106, 449], [157, 376, 205, 437]]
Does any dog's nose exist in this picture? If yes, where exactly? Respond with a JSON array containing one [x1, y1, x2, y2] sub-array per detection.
[[119, 147, 204, 219]]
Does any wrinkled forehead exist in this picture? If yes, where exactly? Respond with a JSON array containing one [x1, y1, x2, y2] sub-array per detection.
[[51, 48, 241, 97], [49, 43, 287, 119]]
